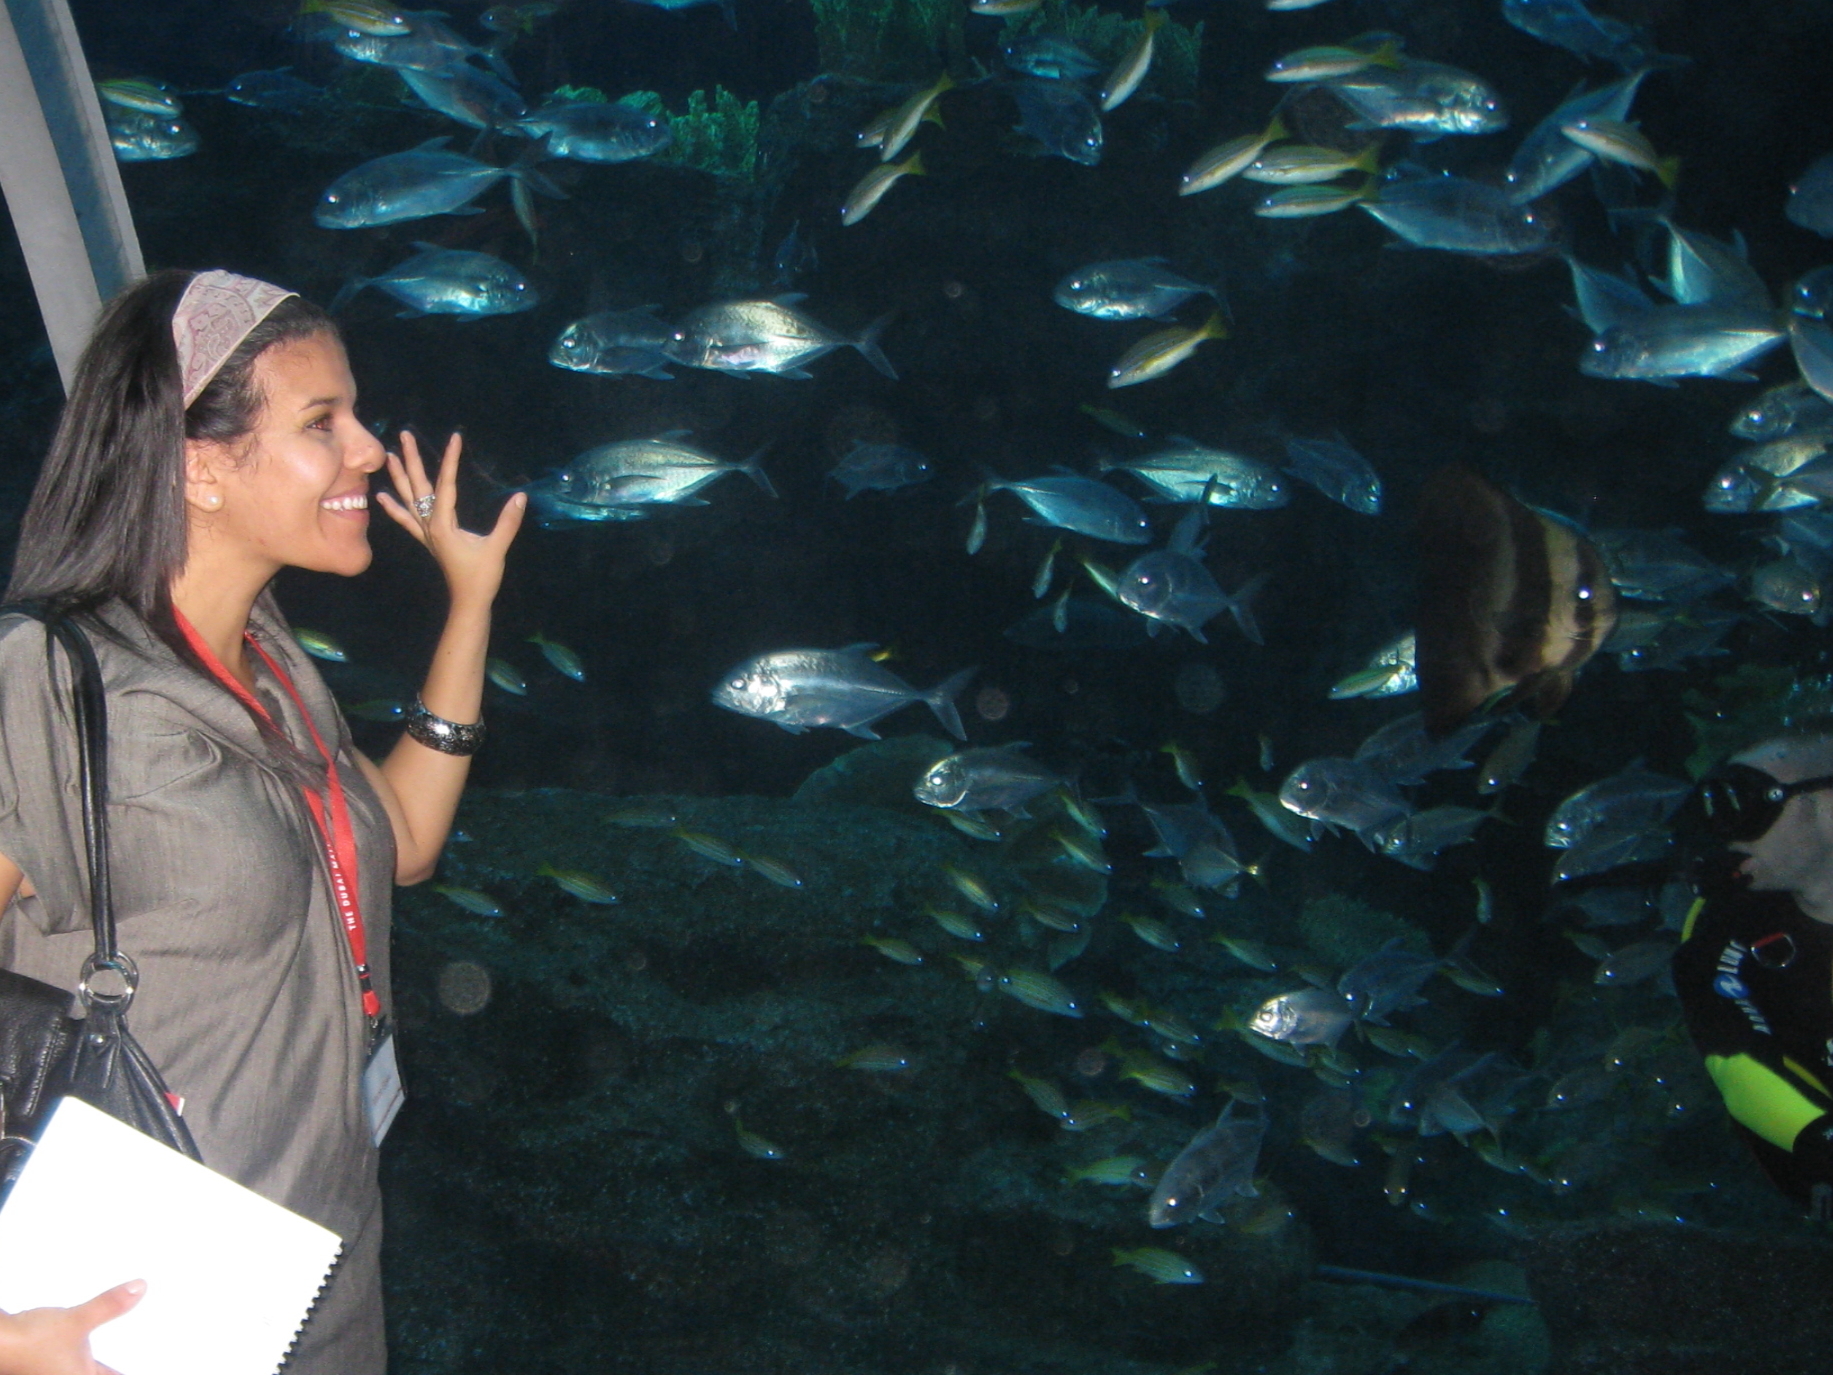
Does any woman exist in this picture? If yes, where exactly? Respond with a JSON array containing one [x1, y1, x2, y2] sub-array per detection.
[[0, 268, 523, 1373]]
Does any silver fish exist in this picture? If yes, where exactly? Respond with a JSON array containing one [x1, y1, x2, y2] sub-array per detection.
[[983, 473, 1152, 544], [1278, 757, 1412, 834], [328, 10, 512, 77], [1369, 805, 1492, 870], [1101, 438, 1288, 509], [1504, 68, 1648, 204], [1147, 1104, 1266, 1227], [1282, 435, 1381, 514], [1563, 255, 1656, 334], [397, 63, 525, 130], [1012, 79, 1103, 165], [515, 99, 673, 163], [1338, 940, 1442, 1023], [829, 443, 933, 498], [1361, 173, 1552, 255], [1732, 381, 1833, 440], [1248, 988, 1354, 1046], [713, 644, 973, 740], [1657, 219, 1770, 311], [1502, 0, 1669, 69], [1581, 303, 1786, 383], [333, 247, 536, 317], [1326, 59, 1507, 137], [548, 307, 675, 379], [1053, 259, 1218, 321], [1117, 509, 1264, 644], [913, 746, 1066, 814], [539, 433, 776, 512], [315, 137, 557, 228], [106, 106, 198, 161], [665, 296, 896, 379], [1545, 762, 1689, 848]]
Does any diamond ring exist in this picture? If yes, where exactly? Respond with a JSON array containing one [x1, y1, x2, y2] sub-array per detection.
[[413, 493, 435, 520]]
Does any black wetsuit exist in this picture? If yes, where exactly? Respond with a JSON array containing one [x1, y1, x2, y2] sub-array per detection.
[[1674, 854, 1833, 1216]]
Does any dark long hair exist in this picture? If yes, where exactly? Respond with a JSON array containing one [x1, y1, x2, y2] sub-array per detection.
[[7, 269, 339, 779]]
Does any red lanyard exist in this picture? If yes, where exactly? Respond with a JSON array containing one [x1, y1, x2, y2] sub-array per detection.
[[174, 610, 381, 1024]]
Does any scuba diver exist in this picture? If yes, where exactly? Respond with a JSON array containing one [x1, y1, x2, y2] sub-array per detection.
[[1676, 724, 1833, 1220]]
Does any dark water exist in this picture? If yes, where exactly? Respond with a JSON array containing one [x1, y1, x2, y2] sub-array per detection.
[[9, 0, 1833, 1369]]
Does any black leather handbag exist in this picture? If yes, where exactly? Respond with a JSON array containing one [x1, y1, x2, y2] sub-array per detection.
[[0, 603, 200, 1196]]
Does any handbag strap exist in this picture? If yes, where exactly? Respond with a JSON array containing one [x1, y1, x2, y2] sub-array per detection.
[[0, 602, 126, 1006]]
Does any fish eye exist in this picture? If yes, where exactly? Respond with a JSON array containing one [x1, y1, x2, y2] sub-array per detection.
[[323, 192, 340, 204], [729, 678, 745, 691], [1577, 585, 1592, 600]]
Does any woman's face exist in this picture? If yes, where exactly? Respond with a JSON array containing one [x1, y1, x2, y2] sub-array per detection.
[[193, 331, 387, 578]]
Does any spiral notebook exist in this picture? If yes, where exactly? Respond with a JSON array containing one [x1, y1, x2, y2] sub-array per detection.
[[0, 1096, 343, 1375]]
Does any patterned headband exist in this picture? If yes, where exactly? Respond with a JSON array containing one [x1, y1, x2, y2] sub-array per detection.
[[172, 270, 298, 408]]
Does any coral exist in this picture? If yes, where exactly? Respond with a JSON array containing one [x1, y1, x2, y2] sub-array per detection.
[[620, 86, 761, 180], [1297, 893, 1429, 968], [1006, 0, 1202, 101], [809, 0, 964, 81]]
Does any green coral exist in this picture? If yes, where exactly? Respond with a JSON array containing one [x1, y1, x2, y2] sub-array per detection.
[[551, 83, 609, 103], [1297, 894, 1429, 968], [1006, 0, 1202, 101], [620, 87, 760, 180], [1683, 665, 1833, 778], [809, 0, 964, 81]]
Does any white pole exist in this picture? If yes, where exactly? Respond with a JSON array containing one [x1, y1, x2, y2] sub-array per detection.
[[0, 0, 144, 392]]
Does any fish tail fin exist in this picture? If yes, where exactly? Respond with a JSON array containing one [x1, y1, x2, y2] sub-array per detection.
[[925, 667, 978, 740], [1200, 309, 1229, 341], [1351, 144, 1382, 175], [1263, 113, 1287, 143], [508, 140, 567, 199], [511, 178, 539, 253], [1225, 572, 1270, 645], [1369, 37, 1403, 68], [853, 311, 899, 379], [328, 276, 370, 314], [934, 71, 956, 96], [904, 150, 927, 177], [924, 105, 947, 131], [1142, 6, 1164, 32], [737, 446, 778, 497], [482, 35, 517, 81], [1656, 154, 1680, 189]]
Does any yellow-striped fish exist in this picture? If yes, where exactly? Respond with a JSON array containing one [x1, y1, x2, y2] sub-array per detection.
[[862, 935, 925, 966], [836, 1044, 914, 1072], [1179, 115, 1287, 196], [880, 73, 954, 161], [842, 151, 925, 227], [926, 905, 985, 941], [1099, 8, 1163, 113], [740, 853, 805, 889], [1112, 1247, 1204, 1285], [95, 77, 182, 116], [999, 969, 1083, 1018], [1107, 311, 1228, 389], [537, 864, 618, 905], [944, 864, 999, 913], [299, 0, 412, 34], [673, 827, 743, 867]]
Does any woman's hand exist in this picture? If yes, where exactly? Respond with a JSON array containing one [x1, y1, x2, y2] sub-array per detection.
[[0, 1280, 143, 1375], [374, 431, 525, 613]]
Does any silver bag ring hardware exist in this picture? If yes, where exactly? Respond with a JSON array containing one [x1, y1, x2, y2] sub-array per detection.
[[78, 952, 139, 1012]]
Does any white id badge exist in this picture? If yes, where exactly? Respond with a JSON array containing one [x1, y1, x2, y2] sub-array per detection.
[[362, 1029, 405, 1146]]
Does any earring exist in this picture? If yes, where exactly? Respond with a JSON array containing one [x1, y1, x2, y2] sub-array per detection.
[[202, 493, 221, 510]]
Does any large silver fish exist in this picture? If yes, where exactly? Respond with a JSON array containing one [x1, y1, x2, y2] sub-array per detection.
[[397, 63, 525, 130], [1147, 1105, 1267, 1227], [542, 433, 776, 509], [315, 137, 558, 228], [713, 645, 973, 740], [1053, 259, 1219, 321], [984, 474, 1152, 544], [106, 106, 198, 161], [1117, 509, 1264, 644], [1326, 59, 1507, 137], [332, 247, 536, 317], [913, 746, 1066, 813], [1278, 757, 1412, 834], [515, 100, 673, 163], [1361, 173, 1552, 255], [1101, 439, 1288, 509], [548, 307, 675, 378], [665, 297, 896, 379], [1504, 68, 1648, 204], [1580, 303, 1786, 382]]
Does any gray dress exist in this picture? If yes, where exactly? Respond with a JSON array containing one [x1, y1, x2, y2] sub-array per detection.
[[0, 594, 395, 1372]]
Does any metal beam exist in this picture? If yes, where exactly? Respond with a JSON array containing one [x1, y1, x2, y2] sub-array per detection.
[[0, 0, 144, 392]]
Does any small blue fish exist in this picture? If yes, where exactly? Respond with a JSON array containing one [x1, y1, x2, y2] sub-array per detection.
[[1012, 79, 1102, 165], [1282, 435, 1381, 515], [829, 442, 932, 498]]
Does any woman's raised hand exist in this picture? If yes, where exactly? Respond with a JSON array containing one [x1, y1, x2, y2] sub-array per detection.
[[374, 430, 525, 612]]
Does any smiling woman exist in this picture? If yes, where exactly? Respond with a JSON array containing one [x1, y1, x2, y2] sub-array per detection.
[[0, 270, 523, 1374]]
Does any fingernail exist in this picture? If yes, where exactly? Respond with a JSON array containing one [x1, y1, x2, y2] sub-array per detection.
[[123, 1280, 147, 1297]]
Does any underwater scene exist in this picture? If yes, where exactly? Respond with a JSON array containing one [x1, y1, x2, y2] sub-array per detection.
[[10, 0, 1833, 1367]]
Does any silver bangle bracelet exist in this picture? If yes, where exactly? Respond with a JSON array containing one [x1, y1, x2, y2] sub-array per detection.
[[405, 696, 486, 756]]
